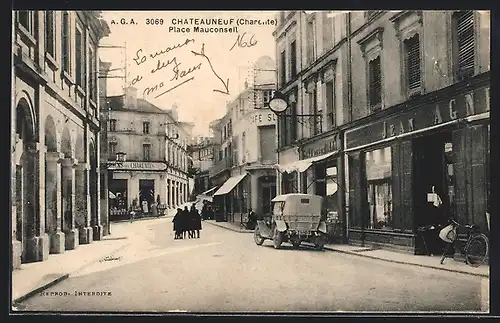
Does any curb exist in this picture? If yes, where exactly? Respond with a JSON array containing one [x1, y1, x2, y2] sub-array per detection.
[[204, 221, 253, 233], [12, 274, 69, 305], [12, 239, 133, 306], [324, 246, 489, 278], [205, 221, 488, 278], [111, 216, 169, 223]]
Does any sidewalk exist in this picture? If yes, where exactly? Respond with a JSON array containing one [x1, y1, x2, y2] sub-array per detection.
[[11, 224, 139, 306], [205, 220, 489, 278], [204, 220, 253, 233]]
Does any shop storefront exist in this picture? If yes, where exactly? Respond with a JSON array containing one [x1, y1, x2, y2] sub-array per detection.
[[108, 161, 170, 220], [344, 75, 490, 256], [275, 132, 345, 242], [212, 173, 249, 222], [300, 132, 345, 243]]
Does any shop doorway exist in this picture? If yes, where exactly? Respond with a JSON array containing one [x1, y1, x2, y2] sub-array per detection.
[[109, 179, 128, 219], [413, 131, 453, 255], [139, 179, 155, 213], [259, 175, 276, 217]]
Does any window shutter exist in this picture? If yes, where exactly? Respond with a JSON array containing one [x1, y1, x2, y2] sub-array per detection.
[[348, 153, 364, 229], [369, 57, 382, 108], [405, 35, 421, 91], [322, 12, 334, 51], [453, 127, 469, 225], [456, 11, 475, 79], [391, 143, 402, 230], [400, 140, 413, 231]]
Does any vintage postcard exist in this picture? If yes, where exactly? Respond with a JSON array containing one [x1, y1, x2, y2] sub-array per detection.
[[11, 10, 490, 314]]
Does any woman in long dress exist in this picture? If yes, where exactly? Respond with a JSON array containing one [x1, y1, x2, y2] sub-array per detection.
[[172, 208, 183, 239]]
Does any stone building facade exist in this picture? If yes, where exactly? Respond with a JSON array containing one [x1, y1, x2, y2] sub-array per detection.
[[106, 87, 193, 218], [273, 10, 490, 255], [12, 10, 110, 269]]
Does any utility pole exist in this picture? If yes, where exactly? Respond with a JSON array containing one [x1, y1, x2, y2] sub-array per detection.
[[97, 42, 126, 228]]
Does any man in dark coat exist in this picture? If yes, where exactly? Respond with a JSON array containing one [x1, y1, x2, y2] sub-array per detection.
[[191, 203, 202, 238], [182, 206, 191, 239], [172, 208, 183, 239]]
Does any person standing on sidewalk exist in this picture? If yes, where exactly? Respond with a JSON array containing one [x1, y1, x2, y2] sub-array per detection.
[[182, 206, 192, 239], [173, 208, 183, 239], [191, 203, 202, 238]]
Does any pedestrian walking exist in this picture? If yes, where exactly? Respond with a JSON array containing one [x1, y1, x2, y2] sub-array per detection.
[[172, 208, 183, 239], [191, 203, 202, 238], [182, 206, 192, 239], [201, 200, 208, 221]]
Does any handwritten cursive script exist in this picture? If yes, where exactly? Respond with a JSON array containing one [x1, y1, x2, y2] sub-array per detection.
[[191, 43, 230, 95], [133, 38, 195, 66], [229, 32, 258, 51]]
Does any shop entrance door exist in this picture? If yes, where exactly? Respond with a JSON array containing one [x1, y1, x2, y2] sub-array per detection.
[[259, 176, 276, 218], [413, 131, 453, 254], [139, 180, 155, 213]]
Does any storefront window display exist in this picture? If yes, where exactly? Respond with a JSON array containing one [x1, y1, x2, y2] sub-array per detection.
[[365, 147, 392, 230]]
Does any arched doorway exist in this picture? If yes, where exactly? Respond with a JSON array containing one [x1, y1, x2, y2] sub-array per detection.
[[15, 98, 38, 263], [89, 140, 101, 240]]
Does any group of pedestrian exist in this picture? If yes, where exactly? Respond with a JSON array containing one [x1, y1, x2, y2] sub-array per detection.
[[201, 200, 215, 220], [172, 204, 202, 239]]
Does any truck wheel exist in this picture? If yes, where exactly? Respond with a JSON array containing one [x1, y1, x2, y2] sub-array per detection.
[[254, 226, 265, 246], [291, 237, 301, 248], [273, 227, 283, 249]]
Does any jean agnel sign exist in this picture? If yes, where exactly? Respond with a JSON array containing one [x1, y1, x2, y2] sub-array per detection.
[[345, 86, 490, 150], [108, 161, 167, 171]]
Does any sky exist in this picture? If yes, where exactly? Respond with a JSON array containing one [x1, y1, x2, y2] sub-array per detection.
[[99, 11, 278, 137]]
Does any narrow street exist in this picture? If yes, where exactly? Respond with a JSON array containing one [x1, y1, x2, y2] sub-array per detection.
[[16, 218, 484, 313]]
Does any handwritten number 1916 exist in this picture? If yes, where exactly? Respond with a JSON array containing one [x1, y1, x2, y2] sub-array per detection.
[[229, 32, 258, 51]]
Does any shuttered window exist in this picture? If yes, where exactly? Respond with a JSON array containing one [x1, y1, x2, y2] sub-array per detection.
[[45, 12, 55, 56], [290, 41, 297, 77], [62, 12, 71, 73], [454, 11, 475, 80], [322, 12, 334, 52], [404, 34, 421, 91], [75, 26, 84, 87], [369, 57, 382, 109], [325, 80, 335, 128], [306, 18, 316, 64], [280, 50, 286, 85]]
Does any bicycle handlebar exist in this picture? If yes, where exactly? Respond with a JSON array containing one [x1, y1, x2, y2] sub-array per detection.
[[450, 219, 475, 230]]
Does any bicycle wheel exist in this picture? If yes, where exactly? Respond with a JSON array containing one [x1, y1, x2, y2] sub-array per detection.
[[465, 233, 489, 267]]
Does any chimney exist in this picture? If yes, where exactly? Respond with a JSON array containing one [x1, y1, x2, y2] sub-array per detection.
[[171, 103, 179, 121], [124, 86, 138, 110]]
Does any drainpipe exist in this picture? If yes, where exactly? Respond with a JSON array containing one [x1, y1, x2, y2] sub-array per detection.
[[343, 12, 352, 244]]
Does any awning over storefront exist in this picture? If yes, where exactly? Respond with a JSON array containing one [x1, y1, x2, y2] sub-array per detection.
[[201, 186, 218, 196], [213, 173, 248, 196], [275, 151, 338, 174]]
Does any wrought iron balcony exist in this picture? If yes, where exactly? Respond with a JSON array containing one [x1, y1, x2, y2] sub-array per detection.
[[209, 157, 233, 178]]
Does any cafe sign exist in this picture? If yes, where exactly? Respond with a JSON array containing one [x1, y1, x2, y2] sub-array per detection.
[[108, 161, 167, 171], [249, 111, 277, 126], [345, 86, 490, 150], [302, 133, 341, 159]]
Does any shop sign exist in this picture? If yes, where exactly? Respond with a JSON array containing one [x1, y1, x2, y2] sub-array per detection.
[[302, 133, 341, 159], [249, 111, 277, 125], [108, 161, 167, 171], [345, 86, 490, 149]]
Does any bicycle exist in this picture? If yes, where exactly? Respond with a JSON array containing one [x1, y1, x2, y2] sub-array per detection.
[[439, 219, 489, 267]]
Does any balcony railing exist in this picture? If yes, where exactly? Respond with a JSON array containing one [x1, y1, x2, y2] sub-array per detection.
[[209, 157, 233, 178]]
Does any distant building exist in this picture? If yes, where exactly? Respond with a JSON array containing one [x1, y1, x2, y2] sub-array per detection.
[[105, 87, 193, 219], [12, 11, 110, 269], [187, 136, 216, 197], [209, 56, 277, 223]]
